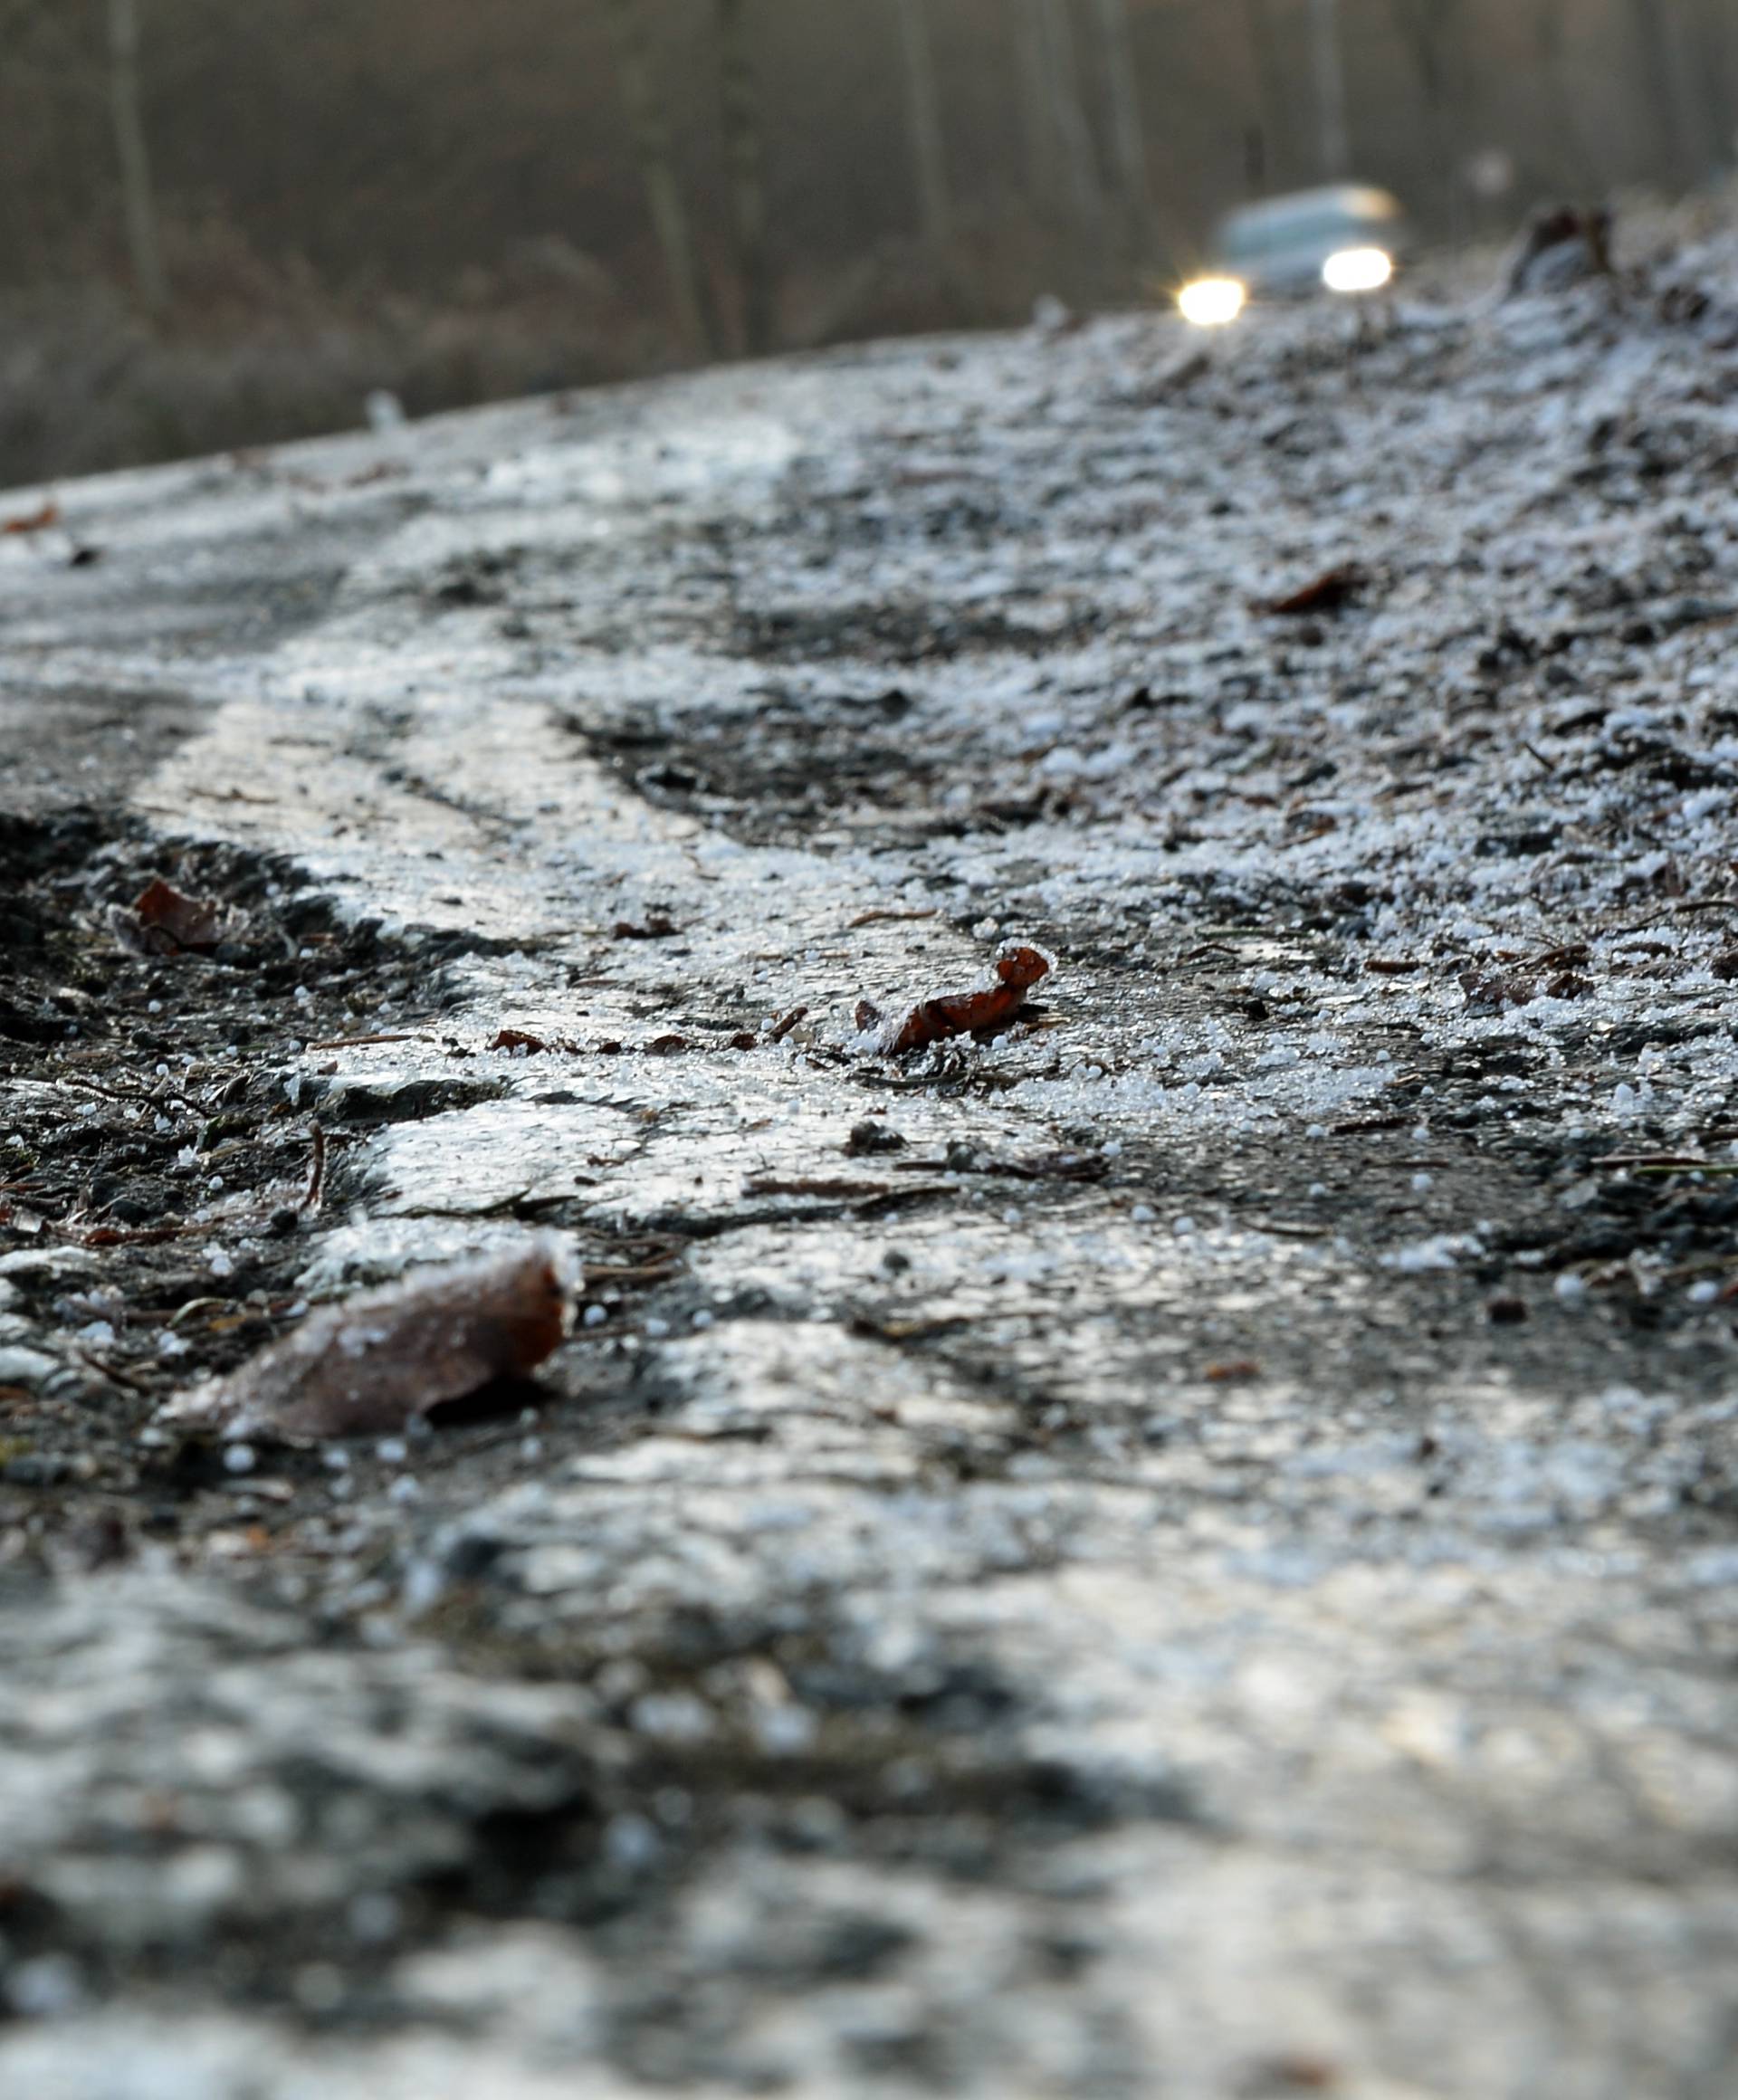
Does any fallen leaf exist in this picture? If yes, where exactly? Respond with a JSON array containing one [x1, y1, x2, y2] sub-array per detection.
[[1264, 563, 1367, 616], [158, 1237, 576, 1439], [1, 500, 59, 535], [613, 914, 678, 940], [857, 940, 1054, 1055], [491, 1026, 589, 1055], [108, 877, 247, 957], [845, 1120, 907, 1156], [1457, 968, 1535, 1012]]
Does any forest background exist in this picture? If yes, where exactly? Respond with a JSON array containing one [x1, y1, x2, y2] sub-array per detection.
[[0, 0, 1732, 485]]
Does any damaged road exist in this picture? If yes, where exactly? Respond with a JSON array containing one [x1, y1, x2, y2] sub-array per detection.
[[4, 220, 1738, 2096]]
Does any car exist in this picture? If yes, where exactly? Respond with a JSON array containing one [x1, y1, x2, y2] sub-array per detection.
[[1177, 183, 1408, 327]]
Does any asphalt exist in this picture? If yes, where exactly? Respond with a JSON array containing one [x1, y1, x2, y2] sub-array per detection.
[[4, 231, 1738, 2096]]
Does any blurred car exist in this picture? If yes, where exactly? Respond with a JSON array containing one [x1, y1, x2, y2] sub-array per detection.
[[1177, 184, 1408, 327]]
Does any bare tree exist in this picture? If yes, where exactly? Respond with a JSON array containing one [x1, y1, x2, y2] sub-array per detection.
[[1531, 0, 1591, 190], [713, 0, 774, 354], [1242, 0, 1290, 191], [1011, 0, 1060, 207], [1308, 0, 1351, 180], [107, 0, 167, 309], [893, 0, 951, 249], [1691, 0, 1737, 171], [1033, 0, 1103, 229], [1624, 0, 1705, 188], [1091, 0, 1153, 255], [1389, 0, 1466, 222], [605, 0, 717, 358]]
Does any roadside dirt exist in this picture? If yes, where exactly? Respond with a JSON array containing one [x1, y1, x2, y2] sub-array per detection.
[[4, 213, 1738, 2097]]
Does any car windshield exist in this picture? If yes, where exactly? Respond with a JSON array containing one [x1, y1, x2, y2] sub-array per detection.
[[1217, 187, 1401, 265]]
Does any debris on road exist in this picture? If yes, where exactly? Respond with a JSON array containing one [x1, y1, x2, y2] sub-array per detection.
[[1264, 562, 1368, 616], [107, 875, 246, 956], [0, 499, 59, 534], [1504, 203, 1614, 296], [159, 1237, 576, 1438], [856, 940, 1053, 1055]]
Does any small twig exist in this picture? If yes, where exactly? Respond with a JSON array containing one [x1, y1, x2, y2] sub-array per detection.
[[1590, 1151, 1716, 1169], [301, 1122, 327, 1212], [744, 1176, 898, 1199], [304, 1032, 433, 1051], [1634, 1163, 1738, 1177], [847, 907, 939, 929], [1520, 740, 1556, 774], [1277, 819, 1338, 850], [850, 1312, 984, 1341], [768, 1005, 809, 1043], [73, 1349, 153, 1395]]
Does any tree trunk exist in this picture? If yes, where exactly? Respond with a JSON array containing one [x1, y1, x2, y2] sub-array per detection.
[[1091, 0, 1152, 256], [1693, 0, 1736, 173], [1627, 0, 1696, 188], [1035, 0, 1102, 228], [1533, 0, 1590, 191], [1668, 0, 1726, 180], [1013, 0, 1061, 206], [1391, 2, 1463, 231], [107, 0, 167, 310], [713, 0, 774, 355], [1242, 0, 1289, 192], [604, 0, 717, 359], [1308, 0, 1351, 180], [893, 0, 950, 250]]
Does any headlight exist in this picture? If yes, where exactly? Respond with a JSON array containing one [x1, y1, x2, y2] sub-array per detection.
[[1322, 246, 1393, 293], [1177, 277, 1246, 327]]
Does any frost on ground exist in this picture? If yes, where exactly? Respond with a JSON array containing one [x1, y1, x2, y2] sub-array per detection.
[[4, 212, 1738, 2097]]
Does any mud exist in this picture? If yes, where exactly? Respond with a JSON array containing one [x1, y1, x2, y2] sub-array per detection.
[[4, 220, 1738, 2097]]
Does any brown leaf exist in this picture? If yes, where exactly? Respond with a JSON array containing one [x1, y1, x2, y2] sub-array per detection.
[[1264, 563, 1367, 616], [613, 914, 678, 940], [1, 500, 59, 535], [863, 941, 1054, 1056], [159, 1238, 576, 1439], [109, 877, 247, 957], [1457, 968, 1535, 1012]]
